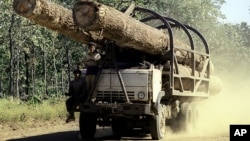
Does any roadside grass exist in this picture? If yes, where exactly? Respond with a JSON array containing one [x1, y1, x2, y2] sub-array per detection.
[[0, 97, 67, 125]]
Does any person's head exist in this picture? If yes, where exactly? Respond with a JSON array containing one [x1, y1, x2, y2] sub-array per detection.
[[73, 69, 81, 78], [88, 42, 97, 53]]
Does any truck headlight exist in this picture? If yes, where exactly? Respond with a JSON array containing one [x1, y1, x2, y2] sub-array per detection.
[[137, 91, 145, 99]]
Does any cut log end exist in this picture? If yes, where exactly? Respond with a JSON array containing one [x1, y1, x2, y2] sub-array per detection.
[[209, 75, 223, 96], [13, 0, 36, 15], [73, 1, 98, 28]]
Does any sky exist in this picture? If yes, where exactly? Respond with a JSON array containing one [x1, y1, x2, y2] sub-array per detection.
[[221, 0, 250, 24]]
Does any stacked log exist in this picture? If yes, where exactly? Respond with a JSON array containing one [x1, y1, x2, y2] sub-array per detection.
[[209, 75, 223, 95], [73, 0, 168, 55], [162, 64, 223, 95], [13, 0, 222, 95], [14, 0, 211, 71], [13, 0, 102, 44], [72, 0, 213, 72]]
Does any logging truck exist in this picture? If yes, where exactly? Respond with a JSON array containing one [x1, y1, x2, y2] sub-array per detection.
[[13, 0, 221, 140], [75, 2, 211, 140], [79, 39, 210, 140]]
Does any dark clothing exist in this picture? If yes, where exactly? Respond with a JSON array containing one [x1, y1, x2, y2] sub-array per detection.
[[66, 77, 86, 118], [68, 77, 86, 97], [86, 66, 99, 75], [66, 96, 78, 114]]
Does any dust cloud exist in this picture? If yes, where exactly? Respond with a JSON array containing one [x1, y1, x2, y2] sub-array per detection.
[[164, 72, 250, 140], [195, 73, 250, 136]]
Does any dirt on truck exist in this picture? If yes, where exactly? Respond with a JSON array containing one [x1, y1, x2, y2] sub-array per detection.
[[13, 0, 222, 140]]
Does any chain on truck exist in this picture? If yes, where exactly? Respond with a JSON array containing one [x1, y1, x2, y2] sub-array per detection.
[[77, 7, 210, 140]]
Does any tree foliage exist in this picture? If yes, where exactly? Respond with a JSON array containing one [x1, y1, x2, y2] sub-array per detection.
[[0, 0, 249, 99]]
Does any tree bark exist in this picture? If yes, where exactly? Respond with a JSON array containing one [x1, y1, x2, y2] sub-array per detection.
[[72, 0, 212, 72], [13, 0, 101, 44], [13, 0, 208, 68], [13, 0, 212, 73], [42, 44, 47, 96], [73, 0, 169, 55], [24, 51, 30, 96], [8, 14, 15, 96]]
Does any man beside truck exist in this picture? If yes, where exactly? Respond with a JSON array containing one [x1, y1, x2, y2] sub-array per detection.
[[65, 69, 86, 123]]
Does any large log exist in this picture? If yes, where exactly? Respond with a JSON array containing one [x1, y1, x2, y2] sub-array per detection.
[[168, 64, 221, 95], [12, 0, 221, 94], [73, 0, 168, 55], [13, 0, 102, 44], [73, 0, 212, 72], [13, 0, 208, 71]]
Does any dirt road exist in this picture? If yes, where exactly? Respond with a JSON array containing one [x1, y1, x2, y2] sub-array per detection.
[[2, 120, 229, 141], [4, 82, 249, 141]]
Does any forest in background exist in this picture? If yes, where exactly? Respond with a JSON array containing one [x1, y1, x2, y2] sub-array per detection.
[[0, 0, 250, 101]]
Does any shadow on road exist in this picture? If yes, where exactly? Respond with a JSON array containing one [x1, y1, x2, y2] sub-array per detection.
[[6, 131, 81, 141], [6, 128, 151, 141]]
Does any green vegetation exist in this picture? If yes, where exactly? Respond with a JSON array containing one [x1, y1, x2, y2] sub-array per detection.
[[0, 98, 67, 123]]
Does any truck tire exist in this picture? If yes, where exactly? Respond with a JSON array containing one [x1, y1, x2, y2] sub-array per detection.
[[190, 103, 199, 129], [179, 102, 197, 133], [169, 118, 181, 133], [169, 102, 198, 133], [150, 104, 166, 140], [79, 112, 97, 139]]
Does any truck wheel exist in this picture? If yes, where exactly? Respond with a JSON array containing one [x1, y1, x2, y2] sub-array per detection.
[[150, 105, 166, 140], [79, 112, 97, 139], [169, 118, 181, 133], [190, 103, 199, 129], [179, 102, 196, 133]]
